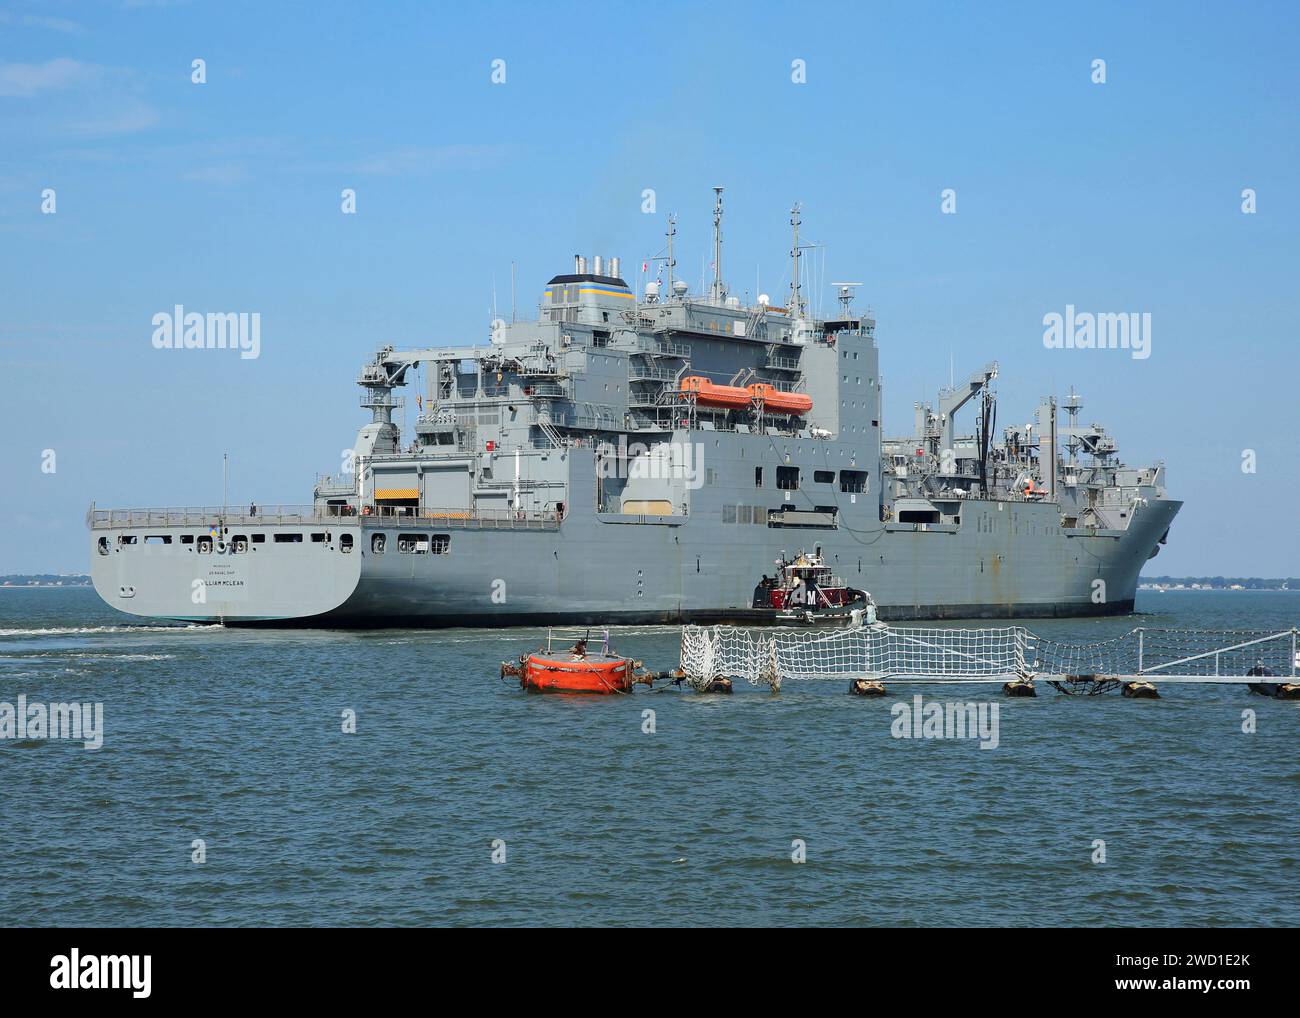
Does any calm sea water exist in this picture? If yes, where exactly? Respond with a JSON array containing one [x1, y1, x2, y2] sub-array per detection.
[[1, 588, 1297, 927]]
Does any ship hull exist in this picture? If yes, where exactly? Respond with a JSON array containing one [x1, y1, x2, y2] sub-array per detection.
[[89, 497, 1179, 627]]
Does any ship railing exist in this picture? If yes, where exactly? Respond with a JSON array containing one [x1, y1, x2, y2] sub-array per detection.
[[634, 338, 691, 358], [380, 506, 562, 530], [89, 504, 562, 531], [526, 381, 571, 398], [628, 366, 679, 382], [359, 392, 404, 409], [562, 412, 620, 431], [89, 505, 338, 528]]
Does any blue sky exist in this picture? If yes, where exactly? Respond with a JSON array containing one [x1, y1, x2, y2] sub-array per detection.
[[2, 0, 1298, 575]]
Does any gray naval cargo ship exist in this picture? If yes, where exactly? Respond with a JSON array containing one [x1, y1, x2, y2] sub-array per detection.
[[90, 193, 1180, 626]]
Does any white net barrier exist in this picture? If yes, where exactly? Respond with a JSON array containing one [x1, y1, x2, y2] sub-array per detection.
[[679, 624, 1299, 687], [680, 624, 1029, 686], [1133, 629, 1296, 679], [775, 625, 1027, 682], [1030, 631, 1138, 676], [1032, 628, 1298, 677], [679, 625, 773, 686]]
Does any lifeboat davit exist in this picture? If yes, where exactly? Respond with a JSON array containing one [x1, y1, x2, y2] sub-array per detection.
[[680, 375, 753, 410], [747, 383, 813, 415]]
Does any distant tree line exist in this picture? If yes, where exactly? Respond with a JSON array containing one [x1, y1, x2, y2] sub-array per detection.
[[0, 574, 92, 586], [1143, 576, 1297, 590]]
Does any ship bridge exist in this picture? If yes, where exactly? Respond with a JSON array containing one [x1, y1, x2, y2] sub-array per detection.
[[543, 256, 635, 326]]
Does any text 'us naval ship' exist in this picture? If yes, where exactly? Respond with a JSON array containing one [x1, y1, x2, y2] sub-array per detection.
[[90, 193, 1180, 626]]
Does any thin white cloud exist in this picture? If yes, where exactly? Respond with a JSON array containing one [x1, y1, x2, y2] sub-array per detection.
[[0, 12, 85, 34], [0, 57, 97, 98], [181, 163, 249, 185], [64, 103, 161, 137], [0, 58, 160, 138], [352, 144, 513, 176], [26, 15, 84, 34]]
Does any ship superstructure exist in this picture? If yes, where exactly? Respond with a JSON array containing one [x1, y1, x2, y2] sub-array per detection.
[[89, 193, 1179, 625]]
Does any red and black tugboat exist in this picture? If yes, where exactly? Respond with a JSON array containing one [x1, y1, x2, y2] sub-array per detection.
[[751, 550, 873, 627]]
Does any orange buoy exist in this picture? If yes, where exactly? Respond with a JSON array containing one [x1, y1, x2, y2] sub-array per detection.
[[511, 631, 656, 694], [522, 651, 635, 694]]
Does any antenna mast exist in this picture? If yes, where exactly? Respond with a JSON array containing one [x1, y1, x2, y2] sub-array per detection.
[[666, 213, 676, 296], [711, 187, 725, 303], [789, 202, 803, 317]]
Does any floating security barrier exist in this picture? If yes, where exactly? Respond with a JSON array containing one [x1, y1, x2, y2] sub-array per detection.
[[1048, 674, 1121, 696], [679, 623, 1300, 695]]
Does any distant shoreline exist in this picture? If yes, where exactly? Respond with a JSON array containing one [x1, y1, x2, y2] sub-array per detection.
[[1139, 585, 1297, 592], [1141, 577, 1297, 592], [1, 575, 92, 588]]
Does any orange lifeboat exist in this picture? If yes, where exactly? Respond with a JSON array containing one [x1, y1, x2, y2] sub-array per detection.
[[747, 383, 813, 415], [502, 630, 655, 694], [680, 375, 753, 410]]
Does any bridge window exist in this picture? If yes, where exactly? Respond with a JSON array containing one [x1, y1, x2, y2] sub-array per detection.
[[776, 466, 800, 490]]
